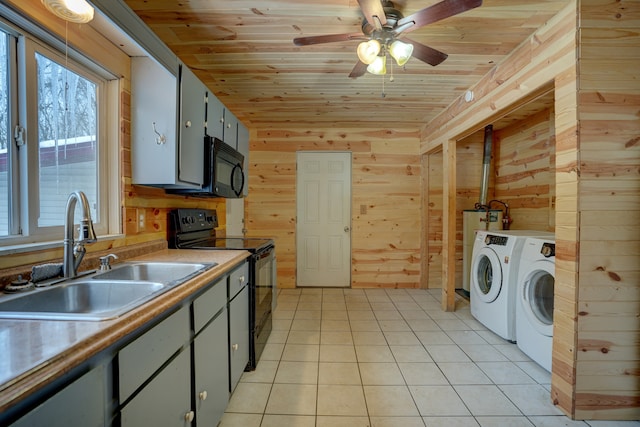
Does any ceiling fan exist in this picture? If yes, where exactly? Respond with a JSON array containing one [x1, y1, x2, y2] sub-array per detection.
[[293, 0, 482, 78]]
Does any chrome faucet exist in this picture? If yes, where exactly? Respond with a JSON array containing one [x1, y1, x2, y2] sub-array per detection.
[[63, 191, 97, 278]]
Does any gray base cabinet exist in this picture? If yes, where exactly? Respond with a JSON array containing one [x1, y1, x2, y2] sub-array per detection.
[[119, 306, 192, 426], [10, 364, 108, 427], [118, 307, 190, 402], [121, 350, 192, 427], [193, 309, 229, 426], [229, 285, 249, 392], [8, 260, 251, 427]]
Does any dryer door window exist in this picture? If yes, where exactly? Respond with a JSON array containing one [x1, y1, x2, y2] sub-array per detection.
[[472, 248, 502, 303], [523, 261, 554, 336]]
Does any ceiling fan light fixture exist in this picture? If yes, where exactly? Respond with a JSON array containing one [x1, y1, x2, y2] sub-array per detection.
[[357, 40, 381, 65], [389, 40, 414, 66], [41, 0, 94, 23], [367, 55, 387, 75]]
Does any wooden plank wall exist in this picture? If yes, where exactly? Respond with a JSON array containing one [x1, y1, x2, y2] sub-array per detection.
[[430, 108, 556, 293], [427, 131, 491, 291], [494, 108, 556, 232], [454, 131, 492, 289], [425, 150, 443, 289], [573, 0, 640, 419], [247, 127, 421, 289], [421, 0, 640, 419], [420, 0, 583, 417]]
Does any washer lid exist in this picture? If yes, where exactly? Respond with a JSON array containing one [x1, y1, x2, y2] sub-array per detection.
[[471, 246, 503, 303]]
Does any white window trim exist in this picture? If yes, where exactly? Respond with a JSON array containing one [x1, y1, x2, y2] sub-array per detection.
[[0, 9, 122, 253]]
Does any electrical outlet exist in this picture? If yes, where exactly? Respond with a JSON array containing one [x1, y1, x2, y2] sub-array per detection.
[[138, 210, 145, 230]]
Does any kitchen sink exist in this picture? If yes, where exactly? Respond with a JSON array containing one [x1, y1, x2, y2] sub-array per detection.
[[92, 261, 215, 285], [0, 262, 216, 321], [0, 280, 167, 321]]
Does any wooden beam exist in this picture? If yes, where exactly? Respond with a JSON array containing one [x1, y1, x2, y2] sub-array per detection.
[[442, 138, 457, 311], [421, 153, 429, 289]]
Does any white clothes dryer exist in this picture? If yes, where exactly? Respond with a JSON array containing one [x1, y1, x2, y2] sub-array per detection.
[[470, 230, 553, 342], [516, 236, 556, 372]]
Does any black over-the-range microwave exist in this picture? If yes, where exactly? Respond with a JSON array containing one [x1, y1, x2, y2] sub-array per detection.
[[169, 135, 245, 198]]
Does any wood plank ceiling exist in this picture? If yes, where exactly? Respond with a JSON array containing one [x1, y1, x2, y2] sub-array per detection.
[[123, 0, 571, 129]]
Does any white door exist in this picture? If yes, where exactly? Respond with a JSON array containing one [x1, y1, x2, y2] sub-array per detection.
[[296, 152, 352, 287]]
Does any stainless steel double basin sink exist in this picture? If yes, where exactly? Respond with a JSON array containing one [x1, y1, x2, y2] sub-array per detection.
[[0, 262, 215, 321]]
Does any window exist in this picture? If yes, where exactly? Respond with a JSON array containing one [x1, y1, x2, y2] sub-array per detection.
[[35, 51, 99, 227], [0, 15, 119, 248], [0, 29, 9, 236]]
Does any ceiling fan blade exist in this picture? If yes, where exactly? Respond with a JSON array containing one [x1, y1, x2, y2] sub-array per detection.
[[358, 0, 387, 30], [404, 38, 448, 66], [294, 32, 366, 46], [398, 0, 482, 34], [349, 61, 368, 78]]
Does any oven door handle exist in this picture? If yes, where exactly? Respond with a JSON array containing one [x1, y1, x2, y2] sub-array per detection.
[[255, 246, 274, 260]]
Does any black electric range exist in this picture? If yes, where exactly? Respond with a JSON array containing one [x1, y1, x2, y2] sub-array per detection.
[[168, 208, 274, 371]]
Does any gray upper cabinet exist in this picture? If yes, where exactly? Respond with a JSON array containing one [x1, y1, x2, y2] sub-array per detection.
[[178, 63, 207, 186], [206, 95, 250, 196], [130, 56, 178, 187], [223, 108, 238, 148], [93, 0, 250, 193], [131, 57, 205, 189], [207, 93, 225, 141]]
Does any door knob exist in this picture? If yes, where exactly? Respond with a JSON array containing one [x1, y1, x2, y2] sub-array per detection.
[[344, 226, 350, 232]]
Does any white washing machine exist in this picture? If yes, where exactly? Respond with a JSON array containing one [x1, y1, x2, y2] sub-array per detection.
[[516, 236, 556, 372], [470, 230, 553, 342]]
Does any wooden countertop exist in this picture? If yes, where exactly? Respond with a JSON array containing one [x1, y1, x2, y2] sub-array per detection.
[[0, 249, 250, 414]]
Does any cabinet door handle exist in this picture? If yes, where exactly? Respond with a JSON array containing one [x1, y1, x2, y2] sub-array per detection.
[[184, 411, 195, 423], [238, 275, 245, 285], [232, 343, 239, 351], [199, 390, 208, 401]]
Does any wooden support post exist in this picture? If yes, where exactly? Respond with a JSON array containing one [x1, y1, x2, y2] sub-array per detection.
[[442, 139, 457, 311], [420, 153, 429, 289]]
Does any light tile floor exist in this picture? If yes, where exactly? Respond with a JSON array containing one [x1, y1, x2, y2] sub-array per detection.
[[221, 288, 640, 427]]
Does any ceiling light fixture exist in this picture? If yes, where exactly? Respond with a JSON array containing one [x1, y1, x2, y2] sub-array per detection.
[[388, 40, 414, 67], [357, 39, 414, 76], [41, 0, 94, 23], [366, 55, 387, 75], [356, 40, 381, 65]]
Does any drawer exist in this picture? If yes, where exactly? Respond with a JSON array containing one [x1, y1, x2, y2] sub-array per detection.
[[120, 349, 191, 427], [118, 306, 189, 402], [229, 261, 249, 299], [193, 277, 226, 333]]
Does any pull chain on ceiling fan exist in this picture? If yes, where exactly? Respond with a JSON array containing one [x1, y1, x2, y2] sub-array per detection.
[[293, 0, 482, 78]]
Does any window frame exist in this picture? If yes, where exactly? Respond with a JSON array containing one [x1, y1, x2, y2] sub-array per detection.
[[0, 24, 20, 237], [0, 11, 121, 250]]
